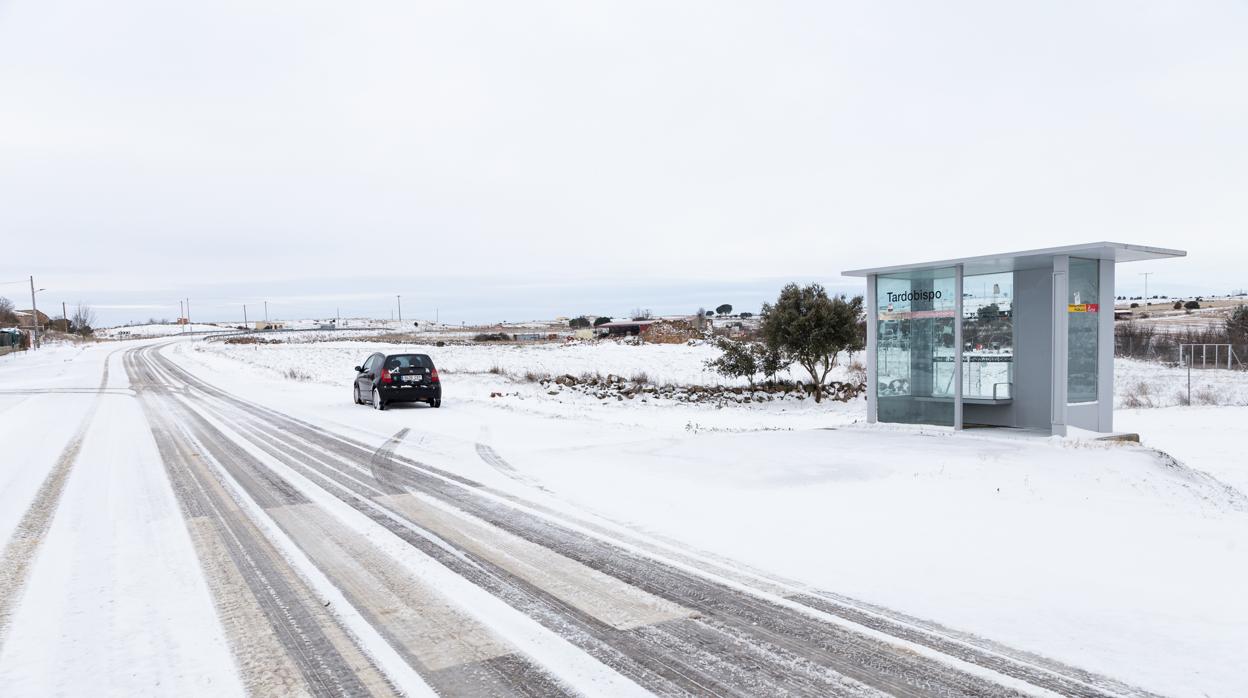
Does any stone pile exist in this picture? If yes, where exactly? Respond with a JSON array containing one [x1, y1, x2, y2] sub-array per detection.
[[535, 373, 865, 404]]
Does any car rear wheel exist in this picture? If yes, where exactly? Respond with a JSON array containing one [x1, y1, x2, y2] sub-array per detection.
[[353, 385, 363, 404], [372, 388, 385, 410], [430, 399, 441, 408]]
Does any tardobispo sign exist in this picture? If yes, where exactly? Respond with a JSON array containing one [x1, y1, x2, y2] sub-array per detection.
[[885, 290, 943, 303]]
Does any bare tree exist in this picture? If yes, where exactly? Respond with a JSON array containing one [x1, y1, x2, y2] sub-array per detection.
[[0, 296, 17, 326], [71, 302, 96, 336]]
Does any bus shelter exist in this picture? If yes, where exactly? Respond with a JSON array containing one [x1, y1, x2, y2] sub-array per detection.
[[843, 242, 1185, 435]]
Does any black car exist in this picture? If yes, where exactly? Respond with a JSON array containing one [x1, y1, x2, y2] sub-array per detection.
[[353, 353, 441, 410]]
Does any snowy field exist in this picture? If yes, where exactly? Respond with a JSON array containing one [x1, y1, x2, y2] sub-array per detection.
[[1116, 357, 1248, 407], [185, 338, 865, 432], [96, 323, 232, 338], [167, 337, 1248, 698], [194, 336, 855, 387]]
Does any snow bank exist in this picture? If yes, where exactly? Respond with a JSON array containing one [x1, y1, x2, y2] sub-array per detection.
[[504, 427, 1248, 698]]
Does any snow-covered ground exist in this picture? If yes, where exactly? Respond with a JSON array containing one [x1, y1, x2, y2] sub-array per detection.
[[96, 323, 232, 338], [185, 338, 863, 432], [1119, 406, 1248, 494], [193, 336, 859, 387], [1116, 357, 1248, 407], [4, 337, 1246, 696], [168, 337, 1248, 698], [0, 341, 239, 695]]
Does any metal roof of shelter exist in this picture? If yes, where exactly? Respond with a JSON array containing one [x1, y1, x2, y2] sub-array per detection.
[[842, 241, 1185, 278]]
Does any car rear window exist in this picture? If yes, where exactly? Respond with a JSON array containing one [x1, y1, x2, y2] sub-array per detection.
[[385, 354, 433, 370]]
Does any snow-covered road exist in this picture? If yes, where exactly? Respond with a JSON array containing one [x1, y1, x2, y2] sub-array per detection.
[[0, 339, 1239, 696]]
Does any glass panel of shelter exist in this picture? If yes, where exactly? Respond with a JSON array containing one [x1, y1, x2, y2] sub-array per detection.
[[961, 271, 1014, 401], [1067, 257, 1099, 403], [875, 267, 957, 426]]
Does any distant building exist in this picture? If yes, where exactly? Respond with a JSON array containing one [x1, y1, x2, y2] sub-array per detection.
[[14, 309, 50, 329], [254, 321, 286, 330], [596, 320, 656, 337]]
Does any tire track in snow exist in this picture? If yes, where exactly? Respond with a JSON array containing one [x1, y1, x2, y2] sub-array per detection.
[[476, 442, 552, 492], [127, 346, 399, 697], [133, 346, 590, 696], [0, 350, 114, 650], [180, 390, 639, 696]]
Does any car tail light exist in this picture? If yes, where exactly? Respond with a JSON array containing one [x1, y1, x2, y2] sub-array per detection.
[[430, 368, 440, 383], [380, 369, 393, 384]]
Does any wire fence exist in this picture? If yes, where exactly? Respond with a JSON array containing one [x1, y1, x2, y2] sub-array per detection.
[[1116, 323, 1247, 368]]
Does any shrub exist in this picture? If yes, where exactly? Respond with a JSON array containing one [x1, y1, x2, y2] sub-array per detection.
[[1193, 385, 1225, 406], [1120, 381, 1156, 409], [593, 316, 612, 327], [569, 316, 591, 329], [1184, 300, 1200, 310], [1173, 300, 1183, 310], [1130, 302, 1139, 308], [1228, 305, 1248, 349], [705, 337, 759, 385], [752, 341, 791, 383], [474, 332, 510, 342]]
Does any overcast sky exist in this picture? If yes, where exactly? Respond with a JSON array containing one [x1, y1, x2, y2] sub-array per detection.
[[2, 1, 1245, 325]]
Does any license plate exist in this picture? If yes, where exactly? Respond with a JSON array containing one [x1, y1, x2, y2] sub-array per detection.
[[402, 374, 421, 383]]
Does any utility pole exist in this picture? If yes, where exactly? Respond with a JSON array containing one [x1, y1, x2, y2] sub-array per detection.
[[29, 276, 40, 350], [62, 301, 67, 331], [180, 300, 185, 332], [397, 295, 402, 325], [186, 298, 190, 325], [264, 301, 269, 324], [243, 304, 248, 326], [1140, 272, 1153, 302]]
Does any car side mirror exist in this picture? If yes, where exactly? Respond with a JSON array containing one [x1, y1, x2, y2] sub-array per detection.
[[354, 366, 363, 372]]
